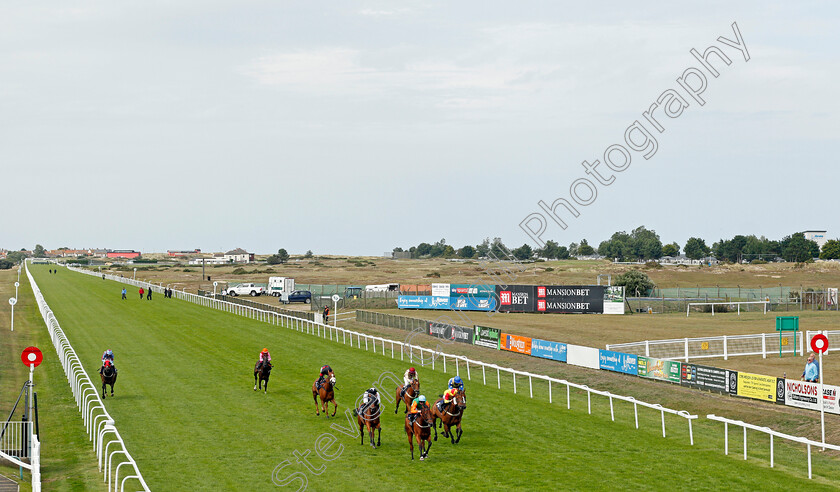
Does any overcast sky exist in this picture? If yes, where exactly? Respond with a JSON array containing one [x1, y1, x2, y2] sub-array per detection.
[[2, 1, 838, 255]]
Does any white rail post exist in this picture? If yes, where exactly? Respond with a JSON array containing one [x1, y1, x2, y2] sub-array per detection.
[[743, 427, 747, 460], [723, 422, 729, 454], [762, 333, 766, 359], [770, 434, 774, 467], [548, 380, 552, 403], [685, 338, 689, 362], [645, 340, 650, 357], [528, 376, 533, 398], [512, 372, 516, 394], [723, 336, 728, 360]]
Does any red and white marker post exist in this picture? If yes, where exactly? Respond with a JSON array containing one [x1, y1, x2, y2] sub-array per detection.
[[21, 346, 42, 490], [811, 334, 829, 449]]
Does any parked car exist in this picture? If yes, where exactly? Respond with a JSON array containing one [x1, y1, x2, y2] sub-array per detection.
[[223, 283, 265, 297], [283, 290, 312, 304]]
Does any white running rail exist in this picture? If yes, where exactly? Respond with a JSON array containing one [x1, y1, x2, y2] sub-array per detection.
[[706, 414, 840, 479], [26, 263, 150, 492], [67, 264, 698, 445]]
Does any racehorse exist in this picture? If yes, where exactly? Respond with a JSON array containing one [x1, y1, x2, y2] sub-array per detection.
[[100, 361, 117, 399], [355, 400, 381, 449], [254, 360, 272, 393], [394, 378, 420, 414], [404, 405, 433, 461], [431, 391, 466, 444], [312, 375, 338, 417]]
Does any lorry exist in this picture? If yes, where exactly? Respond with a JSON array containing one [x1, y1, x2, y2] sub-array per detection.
[[267, 277, 295, 302], [222, 283, 265, 297], [365, 283, 399, 292]]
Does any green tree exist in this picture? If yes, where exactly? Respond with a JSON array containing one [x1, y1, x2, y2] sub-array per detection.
[[6, 251, 26, 264], [684, 237, 709, 260], [568, 242, 579, 256], [512, 244, 533, 261], [630, 226, 662, 259], [415, 243, 432, 257], [457, 245, 475, 258], [490, 237, 511, 260], [598, 231, 632, 260], [781, 233, 819, 262], [536, 240, 569, 259], [304, 250, 314, 258], [820, 239, 840, 260], [276, 248, 290, 263], [661, 242, 680, 257], [0, 260, 12, 270], [33, 244, 46, 258], [475, 238, 490, 258], [266, 255, 281, 265], [577, 239, 595, 256], [614, 270, 654, 297]]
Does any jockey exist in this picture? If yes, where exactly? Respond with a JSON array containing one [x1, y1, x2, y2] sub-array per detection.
[[99, 359, 114, 375], [448, 376, 464, 392], [317, 365, 334, 387], [400, 367, 418, 398], [408, 395, 427, 424], [360, 387, 380, 414], [257, 348, 271, 371], [440, 387, 459, 411], [101, 349, 115, 371]]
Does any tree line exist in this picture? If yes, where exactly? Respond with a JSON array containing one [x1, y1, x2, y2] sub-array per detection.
[[395, 228, 838, 262]]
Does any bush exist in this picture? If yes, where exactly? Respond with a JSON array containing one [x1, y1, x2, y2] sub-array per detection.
[[751, 259, 768, 264], [232, 267, 247, 275], [425, 271, 441, 278], [644, 261, 662, 269], [614, 271, 654, 297], [183, 268, 194, 272], [0, 260, 12, 270], [545, 267, 554, 272]]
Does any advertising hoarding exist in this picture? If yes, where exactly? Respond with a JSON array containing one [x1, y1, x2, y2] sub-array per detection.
[[496, 285, 536, 313], [474, 326, 501, 349], [531, 339, 568, 362], [536, 285, 604, 314], [598, 349, 637, 375], [637, 356, 681, 383], [501, 333, 532, 355]]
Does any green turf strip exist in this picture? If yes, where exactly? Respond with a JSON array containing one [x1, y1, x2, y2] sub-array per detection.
[[27, 265, 840, 491]]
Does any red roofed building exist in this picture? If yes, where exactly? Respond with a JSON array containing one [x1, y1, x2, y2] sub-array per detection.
[[106, 250, 141, 259]]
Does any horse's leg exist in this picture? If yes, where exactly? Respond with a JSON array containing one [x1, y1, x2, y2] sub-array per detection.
[[110, 381, 114, 397], [407, 431, 414, 460], [331, 398, 337, 417], [376, 425, 381, 447], [254, 372, 258, 391], [455, 423, 462, 443], [431, 413, 438, 441], [264, 378, 268, 394], [394, 388, 401, 414], [359, 419, 364, 445], [313, 392, 320, 415], [425, 437, 433, 458], [102, 380, 106, 399]]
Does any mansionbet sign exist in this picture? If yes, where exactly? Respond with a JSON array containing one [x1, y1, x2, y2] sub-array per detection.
[[535, 285, 603, 314], [496, 285, 535, 312]]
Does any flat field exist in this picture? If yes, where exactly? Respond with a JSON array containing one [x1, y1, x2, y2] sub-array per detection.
[[19, 264, 840, 490]]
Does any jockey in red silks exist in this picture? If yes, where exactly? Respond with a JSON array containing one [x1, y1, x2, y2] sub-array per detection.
[[257, 348, 271, 371]]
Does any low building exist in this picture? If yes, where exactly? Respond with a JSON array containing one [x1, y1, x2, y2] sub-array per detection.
[[168, 249, 202, 257], [223, 248, 254, 263], [188, 256, 229, 265], [107, 250, 141, 259], [804, 230, 827, 249]]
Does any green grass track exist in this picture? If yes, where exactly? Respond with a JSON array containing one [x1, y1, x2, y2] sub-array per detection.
[[27, 265, 840, 490]]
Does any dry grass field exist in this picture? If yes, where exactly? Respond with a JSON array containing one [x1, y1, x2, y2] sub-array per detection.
[[110, 255, 840, 293]]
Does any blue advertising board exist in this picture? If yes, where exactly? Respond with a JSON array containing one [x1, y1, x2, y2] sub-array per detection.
[[449, 284, 496, 298], [530, 339, 567, 362], [450, 295, 497, 312], [397, 296, 450, 310], [599, 349, 638, 375]]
